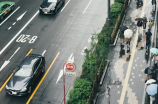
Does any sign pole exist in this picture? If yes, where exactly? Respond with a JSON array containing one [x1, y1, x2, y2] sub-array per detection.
[[63, 65, 66, 104]]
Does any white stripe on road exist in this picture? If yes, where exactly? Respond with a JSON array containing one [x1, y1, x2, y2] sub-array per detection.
[[42, 50, 46, 56], [8, 47, 20, 61], [12, 22, 16, 25], [0, 10, 39, 55], [83, 0, 93, 14], [0, 6, 20, 26], [8, 26, 12, 30], [61, 0, 70, 12]]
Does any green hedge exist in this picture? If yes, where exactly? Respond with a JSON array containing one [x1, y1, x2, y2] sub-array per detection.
[[67, 79, 92, 104], [110, 2, 123, 18], [114, 0, 124, 4]]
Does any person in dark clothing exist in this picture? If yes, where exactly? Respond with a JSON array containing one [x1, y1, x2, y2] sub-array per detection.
[[137, 20, 143, 33], [145, 29, 152, 50], [151, 0, 157, 12], [142, 15, 147, 29]]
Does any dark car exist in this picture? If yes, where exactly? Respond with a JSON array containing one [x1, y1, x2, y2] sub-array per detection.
[[5, 54, 45, 96], [39, 0, 65, 14]]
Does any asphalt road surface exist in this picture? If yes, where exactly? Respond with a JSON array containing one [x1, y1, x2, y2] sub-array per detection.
[[0, 0, 108, 103]]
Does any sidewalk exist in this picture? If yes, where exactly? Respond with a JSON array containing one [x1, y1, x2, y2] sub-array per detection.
[[96, 0, 157, 104]]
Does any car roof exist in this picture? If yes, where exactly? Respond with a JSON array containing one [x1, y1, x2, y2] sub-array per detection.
[[19, 54, 43, 68]]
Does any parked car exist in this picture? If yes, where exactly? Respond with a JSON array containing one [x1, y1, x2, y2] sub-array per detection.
[[0, 1, 15, 20], [39, 0, 65, 14], [5, 54, 45, 96]]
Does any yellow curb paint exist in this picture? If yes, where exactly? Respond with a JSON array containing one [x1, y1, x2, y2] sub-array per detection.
[[119, 0, 147, 104], [0, 48, 33, 92], [26, 52, 60, 104]]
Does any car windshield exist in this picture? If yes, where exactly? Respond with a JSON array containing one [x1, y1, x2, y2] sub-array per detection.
[[45, 0, 57, 2], [14, 67, 32, 77]]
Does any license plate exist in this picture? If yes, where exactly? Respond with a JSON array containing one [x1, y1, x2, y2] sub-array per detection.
[[12, 91, 17, 95]]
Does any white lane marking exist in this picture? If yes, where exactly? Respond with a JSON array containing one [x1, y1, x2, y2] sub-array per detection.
[[0, 6, 20, 26], [8, 26, 12, 30], [12, 22, 16, 25], [0, 10, 39, 55], [56, 53, 74, 84], [61, 0, 70, 12], [83, 0, 93, 14], [42, 50, 46, 56], [8, 47, 20, 61], [17, 11, 27, 21], [0, 47, 20, 71]]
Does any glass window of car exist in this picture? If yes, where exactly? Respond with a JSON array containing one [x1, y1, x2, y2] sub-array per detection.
[[1, 4, 9, 11], [45, 0, 57, 2], [14, 66, 33, 77]]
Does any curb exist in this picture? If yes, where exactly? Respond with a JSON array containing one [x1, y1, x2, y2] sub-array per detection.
[[99, 60, 110, 85]]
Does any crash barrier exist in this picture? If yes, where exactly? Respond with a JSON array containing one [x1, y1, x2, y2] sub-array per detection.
[[110, 0, 129, 45], [86, 60, 110, 104]]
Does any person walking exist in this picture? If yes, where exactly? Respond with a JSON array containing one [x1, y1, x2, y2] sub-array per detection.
[[151, 0, 157, 11], [137, 20, 143, 34], [145, 29, 152, 53], [142, 15, 147, 30], [148, 20, 153, 29]]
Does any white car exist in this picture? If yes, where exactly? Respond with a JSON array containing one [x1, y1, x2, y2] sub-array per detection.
[[39, 0, 65, 14]]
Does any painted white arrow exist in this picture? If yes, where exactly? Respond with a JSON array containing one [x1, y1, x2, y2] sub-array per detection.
[[0, 61, 10, 71], [17, 11, 27, 21], [56, 53, 74, 84], [0, 47, 20, 71]]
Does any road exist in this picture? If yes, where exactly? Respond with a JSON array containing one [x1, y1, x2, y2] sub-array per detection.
[[0, 0, 108, 103]]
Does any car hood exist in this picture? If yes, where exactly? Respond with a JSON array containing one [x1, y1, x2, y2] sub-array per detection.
[[7, 76, 31, 90], [40, 1, 56, 8]]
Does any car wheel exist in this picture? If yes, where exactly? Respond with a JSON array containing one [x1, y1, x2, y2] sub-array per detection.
[[28, 86, 32, 94], [53, 8, 58, 14], [41, 66, 45, 73], [11, 6, 14, 11], [0, 16, 3, 20]]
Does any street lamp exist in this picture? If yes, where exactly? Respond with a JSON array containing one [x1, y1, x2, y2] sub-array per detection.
[[107, 0, 111, 27]]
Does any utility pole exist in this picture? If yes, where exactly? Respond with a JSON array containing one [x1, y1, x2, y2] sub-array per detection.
[[107, 0, 111, 27]]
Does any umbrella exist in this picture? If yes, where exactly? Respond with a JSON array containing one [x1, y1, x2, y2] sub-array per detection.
[[144, 66, 156, 74], [145, 79, 156, 85], [146, 84, 157, 96], [150, 48, 158, 54], [124, 29, 133, 39], [135, 18, 143, 21], [119, 26, 128, 32], [149, 17, 155, 21]]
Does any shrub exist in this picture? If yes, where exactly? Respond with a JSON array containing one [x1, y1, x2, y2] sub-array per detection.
[[110, 2, 123, 18], [67, 79, 92, 104], [114, 0, 124, 4]]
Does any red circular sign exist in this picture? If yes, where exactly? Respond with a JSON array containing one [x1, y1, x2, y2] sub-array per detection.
[[64, 61, 76, 72]]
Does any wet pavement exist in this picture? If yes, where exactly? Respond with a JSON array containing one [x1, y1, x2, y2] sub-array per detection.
[[96, 0, 158, 104]]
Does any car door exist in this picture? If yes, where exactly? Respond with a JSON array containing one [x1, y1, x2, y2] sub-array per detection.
[[32, 59, 42, 83], [2, 4, 10, 15]]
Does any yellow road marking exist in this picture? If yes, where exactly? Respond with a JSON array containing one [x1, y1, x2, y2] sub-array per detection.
[[119, 1, 147, 104], [0, 49, 33, 92], [25, 48, 33, 57], [26, 52, 60, 104]]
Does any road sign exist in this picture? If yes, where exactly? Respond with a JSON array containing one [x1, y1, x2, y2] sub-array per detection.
[[64, 61, 76, 72], [64, 72, 76, 77]]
